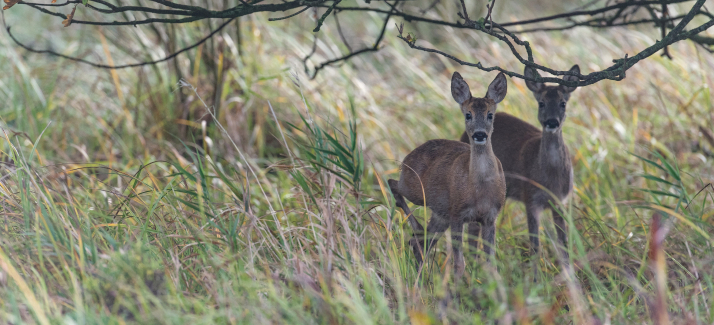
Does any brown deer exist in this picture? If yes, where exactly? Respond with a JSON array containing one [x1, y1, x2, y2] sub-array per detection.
[[389, 72, 507, 276], [459, 65, 579, 275]]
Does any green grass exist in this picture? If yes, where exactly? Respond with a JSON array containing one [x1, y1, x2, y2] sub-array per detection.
[[1, 1, 714, 323]]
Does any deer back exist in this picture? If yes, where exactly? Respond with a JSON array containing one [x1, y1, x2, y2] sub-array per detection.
[[397, 139, 470, 207]]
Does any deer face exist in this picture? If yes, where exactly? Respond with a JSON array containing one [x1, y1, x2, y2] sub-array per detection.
[[451, 72, 507, 145], [525, 65, 579, 133]]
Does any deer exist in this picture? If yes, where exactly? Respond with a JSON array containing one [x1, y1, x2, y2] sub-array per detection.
[[459, 65, 580, 278], [389, 72, 507, 277]]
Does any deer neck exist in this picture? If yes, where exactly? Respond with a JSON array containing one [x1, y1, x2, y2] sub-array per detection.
[[469, 142, 498, 182], [539, 129, 568, 168]]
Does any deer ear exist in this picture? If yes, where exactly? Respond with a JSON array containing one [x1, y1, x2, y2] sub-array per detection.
[[486, 72, 507, 104], [524, 66, 544, 93], [451, 72, 472, 104], [561, 64, 580, 93]]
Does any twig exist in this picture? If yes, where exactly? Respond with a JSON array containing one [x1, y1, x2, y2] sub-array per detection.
[[457, 0, 471, 24], [684, 183, 713, 211], [661, 3, 673, 59], [334, 10, 352, 52], [313, 0, 341, 32], [419, 0, 440, 14], [512, 14, 690, 34], [305, 4, 393, 78], [396, 0, 712, 86], [269, 6, 311, 21], [496, 0, 693, 27], [302, 33, 319, 76], [5, 0, 712, 81], [3, 18, 236, 69], [485, 0, 496, 32]]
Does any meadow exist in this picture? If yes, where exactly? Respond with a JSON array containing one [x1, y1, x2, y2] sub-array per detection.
[[1, 0, 713, 323]]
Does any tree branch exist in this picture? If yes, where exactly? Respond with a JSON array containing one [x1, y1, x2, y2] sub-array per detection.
[[304, 3, 393, 79], [3, 0, 711, 81], [398, 0, 712, 87], [3, 17, 236, 69]]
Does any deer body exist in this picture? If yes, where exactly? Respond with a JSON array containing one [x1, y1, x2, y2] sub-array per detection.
[[390, 72, 507, 276], [459, 65, 580, 272], [460, 112, 573, 204]]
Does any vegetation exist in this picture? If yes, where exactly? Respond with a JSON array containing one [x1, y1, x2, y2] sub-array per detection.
[[1, 1, 713, 324]]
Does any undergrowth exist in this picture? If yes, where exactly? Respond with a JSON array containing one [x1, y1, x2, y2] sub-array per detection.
[[1, 0, 714, 324]]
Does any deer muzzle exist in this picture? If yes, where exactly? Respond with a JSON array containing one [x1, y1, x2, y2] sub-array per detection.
[[472, 131, 488, 144], [543, 119, 560, 132]]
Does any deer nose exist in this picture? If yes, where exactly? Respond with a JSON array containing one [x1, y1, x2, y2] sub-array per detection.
[[472, 131, 488, 143], [544, 119, 560, 130]]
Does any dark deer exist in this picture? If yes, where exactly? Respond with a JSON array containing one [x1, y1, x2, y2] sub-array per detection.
[[459, 65, 580, 277]]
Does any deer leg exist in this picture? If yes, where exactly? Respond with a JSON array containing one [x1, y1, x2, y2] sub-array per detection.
[[388, 179, 425, 266], [481, 220, 496, 260], [450, 222, 465, 279], [424, 216, 448, 252], [526, 202, 543, 281], [466, 222, 481, 259], [415, 217, 447, 272], [551, 205, 572, 313], [551, 205, 569, 263], [388, 179, 423, 233]]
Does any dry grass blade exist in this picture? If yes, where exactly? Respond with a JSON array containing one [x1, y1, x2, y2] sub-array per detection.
[[0, 248, 50, 325]]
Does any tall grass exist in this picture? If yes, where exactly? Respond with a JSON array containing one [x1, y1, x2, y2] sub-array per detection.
[[1, 0, 714, 323]]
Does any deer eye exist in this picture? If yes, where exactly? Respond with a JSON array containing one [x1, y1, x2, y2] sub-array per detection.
[[538, 102, 545, 108], [487, 113, 494, 120], [466, 113, 472, 120], [560, 102, 566, 108]]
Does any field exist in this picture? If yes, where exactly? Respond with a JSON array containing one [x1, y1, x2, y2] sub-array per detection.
[[1, 0, 714, 323]]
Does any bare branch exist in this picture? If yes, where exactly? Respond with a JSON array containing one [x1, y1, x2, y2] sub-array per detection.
[[313, 0, 341, 32], [398, 0, 712, 87], [334, 10, 352, 52], [268, 6, 311, 21], [512, 14, 689, 33], [494, 0, 694, 27], [3, 17, 236, 69], [3, 0, 711, 81], [486, 0, 496, 32], [457, 0, 472, 24], [304, 3, 393, 79]]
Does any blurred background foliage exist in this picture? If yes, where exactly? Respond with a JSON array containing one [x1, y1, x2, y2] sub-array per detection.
[[1, 0, 714, 323]]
